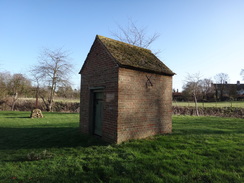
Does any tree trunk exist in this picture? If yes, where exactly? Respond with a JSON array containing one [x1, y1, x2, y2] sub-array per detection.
[[41, 96, 50, 112], [193, 94, 199, 116], [47, 99, 53, 112], [47, 79, 56, 112], [35, 87, 39, 108], [11, 92, 18, 111]]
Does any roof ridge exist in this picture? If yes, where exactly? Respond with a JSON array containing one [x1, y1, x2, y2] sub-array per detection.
[[96, 35, 152, 52], [96, 35, 121, 67], [95, 35, 175, 76]]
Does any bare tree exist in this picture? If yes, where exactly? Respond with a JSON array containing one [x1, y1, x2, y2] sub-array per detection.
[[111, 19, 160, 49], [241, 69, 244, 81], [7, 74, 32, 110], [29, 69, 42, 109], [0, 72, 11, 100], [30, 48, 73, 111], [0, 72, 32, 110], [200, 78, 214, 101], [56, 85, 75, 98], [214, 73, 230, 101], [183, 73, 202, 116], [214, 73, 229, 84]]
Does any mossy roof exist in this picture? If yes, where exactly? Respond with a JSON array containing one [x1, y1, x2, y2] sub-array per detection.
[[97, 35, 175, 76]]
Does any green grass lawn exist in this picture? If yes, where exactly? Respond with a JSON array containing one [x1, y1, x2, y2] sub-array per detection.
[[173, 101, 244, 108], [0, 111, 243, 183]]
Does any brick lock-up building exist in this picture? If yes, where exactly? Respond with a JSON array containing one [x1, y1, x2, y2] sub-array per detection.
[[79, 35, 175, 143]]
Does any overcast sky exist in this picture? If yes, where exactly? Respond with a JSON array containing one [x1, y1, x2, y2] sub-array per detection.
[[0, 0, 243, 90]]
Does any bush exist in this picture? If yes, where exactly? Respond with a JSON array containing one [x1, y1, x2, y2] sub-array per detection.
[[0, 99, 80, 113], [173, 106, 244, 118]]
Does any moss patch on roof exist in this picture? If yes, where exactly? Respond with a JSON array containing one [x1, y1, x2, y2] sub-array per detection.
[[97, 35, 174, 76]]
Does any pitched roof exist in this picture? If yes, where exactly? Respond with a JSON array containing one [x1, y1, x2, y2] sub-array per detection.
[[97, 35, 175, 76], [214, 83, 244, 90]]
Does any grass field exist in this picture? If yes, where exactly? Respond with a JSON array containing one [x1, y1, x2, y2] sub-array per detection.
[[173, 101, 244, 108], [0, 112, 243, 183]]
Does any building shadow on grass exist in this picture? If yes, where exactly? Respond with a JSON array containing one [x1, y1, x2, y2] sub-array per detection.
[[0, 127, 107, 150]]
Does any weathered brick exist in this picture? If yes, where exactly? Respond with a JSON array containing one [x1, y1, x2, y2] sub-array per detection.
[[79, 36, 174, 143]]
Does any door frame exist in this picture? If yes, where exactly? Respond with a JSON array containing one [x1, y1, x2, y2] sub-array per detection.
[[89, 88, 104, 136]]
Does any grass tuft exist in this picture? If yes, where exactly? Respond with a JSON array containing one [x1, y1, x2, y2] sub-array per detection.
[[26, 150, 54, 161]]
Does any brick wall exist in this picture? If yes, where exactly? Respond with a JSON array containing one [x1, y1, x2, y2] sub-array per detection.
[[117, 68, 172, 143], [80, 37, 173, 144], [80, 38, 119, 143]]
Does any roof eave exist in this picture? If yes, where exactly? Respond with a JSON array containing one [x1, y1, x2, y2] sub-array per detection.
[[119, 64, 175, 76]]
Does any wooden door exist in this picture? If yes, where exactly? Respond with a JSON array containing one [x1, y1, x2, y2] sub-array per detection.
[[93, 92, 104, 136]]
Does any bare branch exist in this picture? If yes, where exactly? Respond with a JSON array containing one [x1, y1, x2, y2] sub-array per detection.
[[30, 48, 73, 111], [183, 72, 203, 116], [111, 19, 160, 50], [241, 69, 244, 81], [214, 73, 229, 84]]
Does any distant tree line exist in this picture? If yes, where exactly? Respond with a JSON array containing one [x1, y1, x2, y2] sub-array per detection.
[[0, 71, 79, 111], [174, 71, 244, 103], [0, 48, 79, 111], [173, 71, 244, 116]]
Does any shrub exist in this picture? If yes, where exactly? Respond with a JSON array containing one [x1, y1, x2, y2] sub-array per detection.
[[173, 106, 244, 118], [0, 99, 80, 113]]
